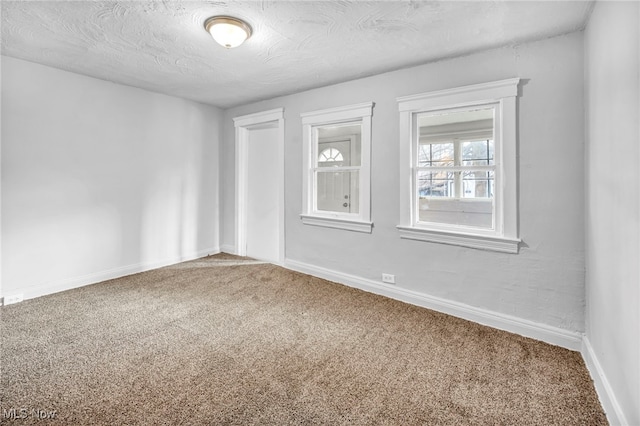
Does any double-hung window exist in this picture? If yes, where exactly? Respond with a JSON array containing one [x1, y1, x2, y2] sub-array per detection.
[[397, 79, 520, 253], [300, 102, 373, 233], [417, 107, 495, 229]]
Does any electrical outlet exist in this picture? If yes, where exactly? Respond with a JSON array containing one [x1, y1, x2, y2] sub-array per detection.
[[4, 294, 24, 305], [382, 273, 395, 284]]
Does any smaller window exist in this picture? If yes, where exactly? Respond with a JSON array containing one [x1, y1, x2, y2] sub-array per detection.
[[301, 102, 374, 233]]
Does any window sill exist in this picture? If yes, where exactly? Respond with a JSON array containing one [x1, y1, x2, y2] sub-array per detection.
[[301, 214, 373, 233], [396, 225, 520, 253]]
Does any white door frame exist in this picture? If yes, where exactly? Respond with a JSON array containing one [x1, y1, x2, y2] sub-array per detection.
[[233, 108, 285, 264]]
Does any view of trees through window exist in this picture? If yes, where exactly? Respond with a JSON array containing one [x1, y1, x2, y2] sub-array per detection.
[[418, 139, 494, 199]]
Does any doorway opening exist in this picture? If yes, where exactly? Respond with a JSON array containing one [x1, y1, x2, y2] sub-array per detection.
[[233, 108, 284, 264]]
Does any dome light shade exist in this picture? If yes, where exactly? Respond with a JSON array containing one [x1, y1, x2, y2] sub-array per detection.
[[204, 16, 252, 49]]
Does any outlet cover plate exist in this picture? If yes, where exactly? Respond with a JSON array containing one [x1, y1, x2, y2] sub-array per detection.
[[382, 273, 395, 284], [5, 294, 24, 305]]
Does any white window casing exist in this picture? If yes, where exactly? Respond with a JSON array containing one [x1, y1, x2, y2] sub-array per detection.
[[397, 79, 521, 253], [300, 102, 374, 233]]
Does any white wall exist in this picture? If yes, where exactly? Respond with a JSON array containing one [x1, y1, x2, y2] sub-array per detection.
[[584, 2, 640, 425], [221, 32, 586, 339], [1, 56, 222, 300]]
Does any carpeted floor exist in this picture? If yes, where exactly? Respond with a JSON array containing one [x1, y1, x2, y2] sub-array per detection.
[[1, 254, 607, 425]]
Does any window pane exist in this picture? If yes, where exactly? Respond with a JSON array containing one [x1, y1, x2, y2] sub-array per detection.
[[418, 142, 454, 167], [417, 170, 454, 198], [418, 107, 493, 128], [462, 171, 494, 199], [462, 140, 494, 166], [418, 197, 493, 229], [316, 170, 359, 214], [413, 106, 496, 230], [317, 123, 361, 167]]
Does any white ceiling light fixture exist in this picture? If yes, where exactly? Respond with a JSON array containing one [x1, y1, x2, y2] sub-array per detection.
[[204, 16, 252, 49]]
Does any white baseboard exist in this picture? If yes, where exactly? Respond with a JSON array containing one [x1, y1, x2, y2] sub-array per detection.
[[220, 244, 237, 255], [582, 337, 628, 426], [10, 247, 220, 302], [283, 258, 583, 351]]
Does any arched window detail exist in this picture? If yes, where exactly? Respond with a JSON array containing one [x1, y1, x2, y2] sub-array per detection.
[[318, 148, 344, 163]]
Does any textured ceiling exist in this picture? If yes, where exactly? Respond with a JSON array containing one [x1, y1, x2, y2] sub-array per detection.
[[1, 1, 593, 108]]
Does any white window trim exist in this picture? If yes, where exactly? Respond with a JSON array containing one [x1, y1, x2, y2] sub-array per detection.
[[301, 102, 373, 233], [397, 78, 520, 253]]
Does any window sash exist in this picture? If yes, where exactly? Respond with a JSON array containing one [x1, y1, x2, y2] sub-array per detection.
[[312, 169, 360, 216], [412, 109, 498, 228], [415, 138, 496, 202], [312, 129, 361, 215]]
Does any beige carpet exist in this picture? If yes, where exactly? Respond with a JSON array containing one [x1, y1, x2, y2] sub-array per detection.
[[1, 254, 606, 425]]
